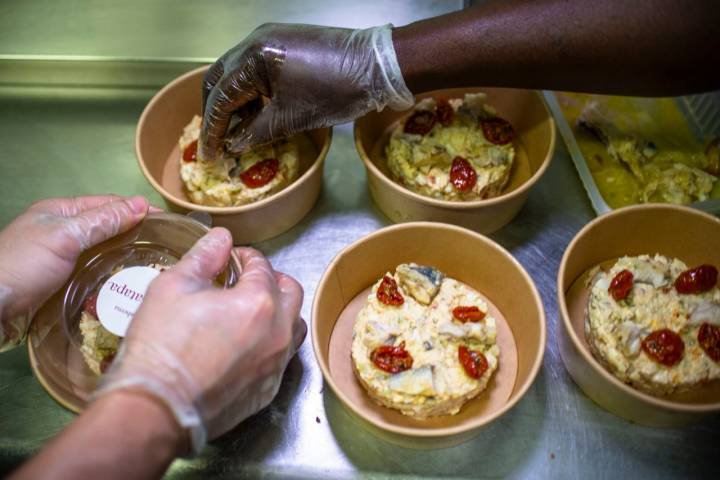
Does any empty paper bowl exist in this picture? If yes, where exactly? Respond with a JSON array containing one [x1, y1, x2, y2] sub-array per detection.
[[27, 213, 241, 413], [354, 88, 555, 234], [312, 222, 546, 447], [135, 66, 332, 244], [557, 204, 720, 426]]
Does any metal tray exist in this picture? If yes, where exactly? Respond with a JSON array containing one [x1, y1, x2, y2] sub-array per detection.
[[1, 53, 719, 480], [544, 91, 720, 216]]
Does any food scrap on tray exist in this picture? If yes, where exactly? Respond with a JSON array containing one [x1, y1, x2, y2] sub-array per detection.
[[578, 109, 718, 206], [351, 263, 499, 417], [179, 115, 300, 207], [585, 254, 720, 396], [385, 93, 516, 201]]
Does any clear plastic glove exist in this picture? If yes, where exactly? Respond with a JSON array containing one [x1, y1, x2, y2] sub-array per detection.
[[0, 195, 150, 351], [96, 228, 306, 453], [200, 23, 413, 160]]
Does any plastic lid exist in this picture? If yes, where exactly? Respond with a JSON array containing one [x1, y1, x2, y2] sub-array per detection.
[[27, 213, 241, 413]]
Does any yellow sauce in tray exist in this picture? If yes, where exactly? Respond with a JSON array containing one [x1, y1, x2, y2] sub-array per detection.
[[556, 93, 720, 209]]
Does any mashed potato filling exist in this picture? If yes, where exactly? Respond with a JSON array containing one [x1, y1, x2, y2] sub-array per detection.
[[586, 255, 720, 396], [179, 116, 300, 207], [352, 264, 499, 417], [386, 94, 515, 201]]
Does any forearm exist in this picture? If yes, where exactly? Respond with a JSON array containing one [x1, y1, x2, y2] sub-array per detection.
[[11, 391, 187, 480], [394, 0, 720, 96]]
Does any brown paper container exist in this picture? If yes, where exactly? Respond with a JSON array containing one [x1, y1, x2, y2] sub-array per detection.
[[354, 88, 555, 234], [135, 66, 332, 244], [557, 204, 720, 426], [311, 222, 546, 447]]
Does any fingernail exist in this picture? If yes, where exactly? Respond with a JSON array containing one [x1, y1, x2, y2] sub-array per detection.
[[204, 227, 232, 247], [126, 196, 148, 215]]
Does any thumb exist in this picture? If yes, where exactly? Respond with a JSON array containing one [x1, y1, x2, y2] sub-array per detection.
[[171, 228, 233, 284], [66, 196, 148, 251]]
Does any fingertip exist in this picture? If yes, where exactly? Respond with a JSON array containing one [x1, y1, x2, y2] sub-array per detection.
[[172, 227, 233, 282], [125, 196, 149, 217]]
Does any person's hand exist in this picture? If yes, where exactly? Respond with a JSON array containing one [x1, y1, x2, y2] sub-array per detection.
[[0, 195, 151, 351], [96, 228, 306, 453], [200, 23, 414, 160]]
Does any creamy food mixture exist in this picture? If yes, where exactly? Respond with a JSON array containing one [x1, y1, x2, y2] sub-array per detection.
[[385, 94, 516, 201], [79, 264, 167, 375], [586, 255, 720, 396], [555, 93, 720, 208], [179, 116, 300, 207], [351, 264, 499, 417]]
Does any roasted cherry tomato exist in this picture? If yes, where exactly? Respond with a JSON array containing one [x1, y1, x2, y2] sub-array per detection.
[[698, 323, 720, 362], [452, 306, 486, 323], [480, 117, 515, 145], [608, 269, 634, 301], [100, 353, 116, 374], [183, 139, 198, 162], [240, 158, 279, 188], [458, 345, 489, 379], [403, 110, 437, 136], [435, 98, 454, 126], [641, 329, 685, 366], [83, 291, 99, 318], [370, 341, 413, 373], [674, 264, 718, 294], [376, 275, 404, 306], [450, 156, 477, 192]]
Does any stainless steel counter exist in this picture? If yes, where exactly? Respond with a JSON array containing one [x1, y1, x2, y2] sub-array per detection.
[[0, 1, 718, 478]]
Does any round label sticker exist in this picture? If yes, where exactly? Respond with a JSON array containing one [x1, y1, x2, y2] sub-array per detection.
[[96, 266, 161, 337]]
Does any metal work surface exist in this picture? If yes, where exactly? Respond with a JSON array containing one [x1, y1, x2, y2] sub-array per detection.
[[1, 2, 719, 479]]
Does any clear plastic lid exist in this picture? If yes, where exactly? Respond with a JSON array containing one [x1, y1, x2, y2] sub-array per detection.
[[28, 213, 240, 412]]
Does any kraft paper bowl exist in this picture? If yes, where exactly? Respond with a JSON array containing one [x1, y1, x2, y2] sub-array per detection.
[[136, 66, 332, 244], [312, 222, 546, 447], [354, 88, 555, 234], [28, 213, 241, 413], [557, 204, 720, 426]]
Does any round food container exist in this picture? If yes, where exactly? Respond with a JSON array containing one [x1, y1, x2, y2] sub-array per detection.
[[557, 204, 720, 426], [312, 222, 546, 447], [136, 66, 333, 244], [354, 88, 555, 234], [27, 213, 241, 413]]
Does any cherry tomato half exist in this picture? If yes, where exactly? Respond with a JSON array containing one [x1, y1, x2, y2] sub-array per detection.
[[452, 306, 486, 323], [83, 291, 98, 318], [641, 329, 684, 366], [698, 323, 720, 362], [608, 269, 634, 302], [450, 156, 477, 192], [376, 275, 404, 306], [435, 98, 454, 126], [100, 353, 116, 374], [458, 345, 489, 379], [183, 139, 198, 162], [404, 110, 437, 136], [240, 158, 279, 188], [481, 117, 515, 145], [370, 341, 413, 373], [674, 264, 718, 294]]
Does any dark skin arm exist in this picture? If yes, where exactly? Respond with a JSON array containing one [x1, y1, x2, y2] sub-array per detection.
[[394, 0, 720, 96]]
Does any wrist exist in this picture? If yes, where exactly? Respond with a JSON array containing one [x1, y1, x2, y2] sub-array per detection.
[[92, 390, 190, 459]]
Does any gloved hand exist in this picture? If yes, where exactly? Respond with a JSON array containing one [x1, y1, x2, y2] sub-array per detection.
[[200, 23, 413, 160], [0, 195, 150, 351], [96, 228, 306, 453]]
